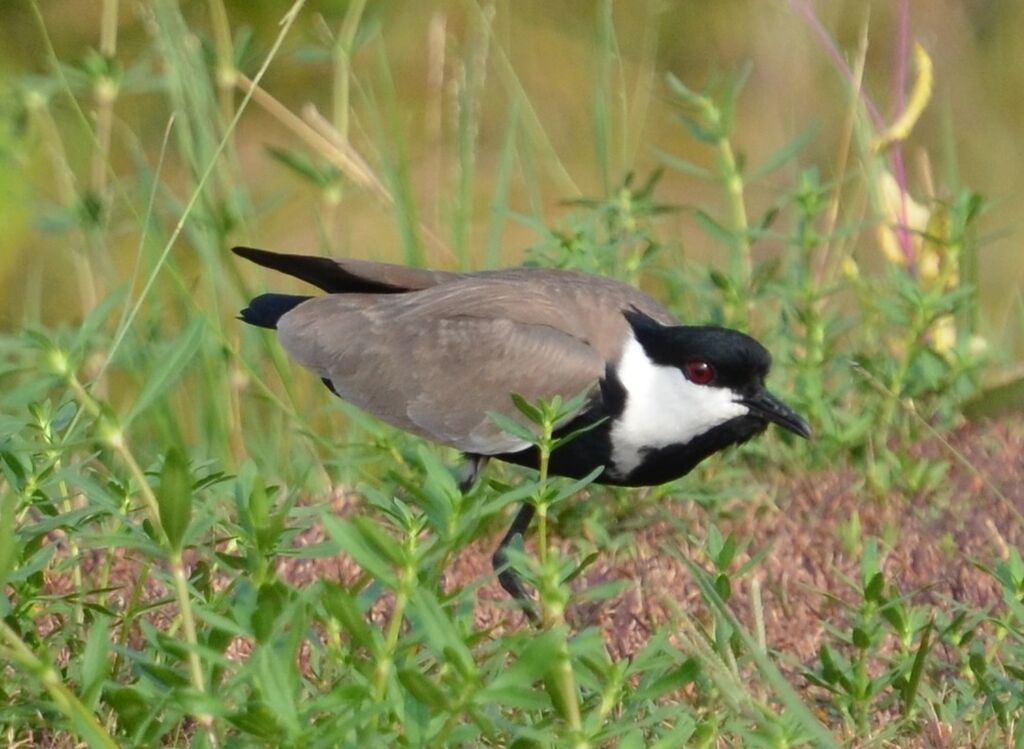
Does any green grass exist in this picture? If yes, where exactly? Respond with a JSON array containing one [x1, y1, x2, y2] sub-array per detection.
[[1, 1, 1022, 747]]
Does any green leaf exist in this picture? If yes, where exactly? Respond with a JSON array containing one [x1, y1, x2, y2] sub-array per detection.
[[665, 73, 699, 103], [635, 657, 700, 700], [415, 444, 459, 505], [861, 537, 880, 588], [321, 581, 377, 653], [80, 614, 111, 707], [901, 621, 933, 715], [398, 667, 450, 710], [190, 604, 250, 639], [714, 573, 731, 602], [510, 393, 544, 424], [968, 642, 987, 680], [157, 447, 192, 552], [247, 475, 270, 530], [323, 516, 398, 588], [266, 145, 336, 188], [68, 291, 124, 363], [138, 662, 190, 688], [864, 571, 886, 603], [256, 643, 300, 737], [551, 465, 605, 504], [483, 630, 562, 709], [0, 489, 21, 589], [818, 644, 843, 686], [125, 317, 204, 425], [487, 410, 539, 444], [695, 209, 736, 246], [407, 589, 477, 679], [655, 148, 712, 179], [706, 525, 724, 561], [252, 582, 289, 644], [748, 125, 818, 180], [227, 702, 285, 740], [721, 62, 752, 132], [551, 417, 607, 452], [353, 516, 405, 566], [104, 686, 151, 736], [680, 116, 720, 144], [563, 551, 600, 586], [852, 626, 871, 649], [880, 601, 907, 638]]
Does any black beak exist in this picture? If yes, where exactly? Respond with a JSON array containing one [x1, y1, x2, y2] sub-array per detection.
[[743, 390, 812, 439]]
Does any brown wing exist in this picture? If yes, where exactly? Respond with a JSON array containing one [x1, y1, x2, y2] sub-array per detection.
[[232, 247, 678, 342], [256, 257, 680, 453], [379, 268, 680, 360], [277, 291, 605, 453]]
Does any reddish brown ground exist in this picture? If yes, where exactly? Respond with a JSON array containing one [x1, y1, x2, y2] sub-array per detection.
[[279, 418, 1023, 661], [30, 417, 1024, 746]]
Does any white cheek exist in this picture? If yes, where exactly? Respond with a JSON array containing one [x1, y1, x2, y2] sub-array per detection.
[[610, 335, 749, 475]]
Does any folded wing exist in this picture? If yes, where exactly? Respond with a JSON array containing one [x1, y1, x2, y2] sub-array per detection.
[[277, 291, 606, 454], [236, 247, 681, 454]]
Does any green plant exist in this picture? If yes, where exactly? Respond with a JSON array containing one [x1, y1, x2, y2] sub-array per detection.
[[0, 1, 1020, 747]]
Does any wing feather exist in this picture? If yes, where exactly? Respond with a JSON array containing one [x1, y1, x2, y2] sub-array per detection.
[[269, 267, 678, 454], [278, 294, 606, 454]]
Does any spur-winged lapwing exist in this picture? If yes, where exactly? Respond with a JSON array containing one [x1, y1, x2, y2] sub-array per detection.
[[233, 246, 811, 611]]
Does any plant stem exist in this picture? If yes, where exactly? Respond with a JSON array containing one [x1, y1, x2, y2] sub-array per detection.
[[535, 417, 587, 747], [37, 414, 86, 626], [372, 531, 416, 713], [333, 0, 367, 136], [63, 370, 217, 743], [110, 438, 215, 741], [207, 0, 236, 124], [91, 0, 119, 206], [717, 133, 751, 285], [170, 552, 207, 687], [373, 586, 408, 704], [536, 444, 550, 569], [0, 620, 119, 749]]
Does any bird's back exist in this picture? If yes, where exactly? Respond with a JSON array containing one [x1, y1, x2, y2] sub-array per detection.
[[235, 248, 679, 454]]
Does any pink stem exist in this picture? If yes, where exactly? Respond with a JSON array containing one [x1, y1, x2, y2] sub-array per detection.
[[791, 0, 917, 266], [789, 0, 883, 127]]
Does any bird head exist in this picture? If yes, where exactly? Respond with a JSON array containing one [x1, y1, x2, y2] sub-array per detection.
[[607, 309, 811, 479]]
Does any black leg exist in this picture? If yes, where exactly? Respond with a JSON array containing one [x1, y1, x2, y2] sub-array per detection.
[[492, 502, 538, 623]]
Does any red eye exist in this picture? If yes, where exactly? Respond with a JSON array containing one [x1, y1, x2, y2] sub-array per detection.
[[684, 360, 715, 385]]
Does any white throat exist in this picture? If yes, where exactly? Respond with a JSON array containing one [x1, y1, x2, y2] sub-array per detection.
[[609, 333, 749, 476]]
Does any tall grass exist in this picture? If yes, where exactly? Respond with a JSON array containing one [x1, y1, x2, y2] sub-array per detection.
[[0, 2, 1020, 747]]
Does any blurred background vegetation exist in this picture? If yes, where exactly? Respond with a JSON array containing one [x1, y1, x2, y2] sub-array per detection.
[[2, 0, 1022, 343], [2, 2, 1024, 746]]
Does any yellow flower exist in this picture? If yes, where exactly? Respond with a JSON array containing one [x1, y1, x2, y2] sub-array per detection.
[[875, 170, 930, 267], [930, 315, 956, 355]]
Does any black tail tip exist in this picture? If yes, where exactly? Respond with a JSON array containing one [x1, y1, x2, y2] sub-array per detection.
[[232, 246, 270, 263], [238, 293, 311, 330]]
